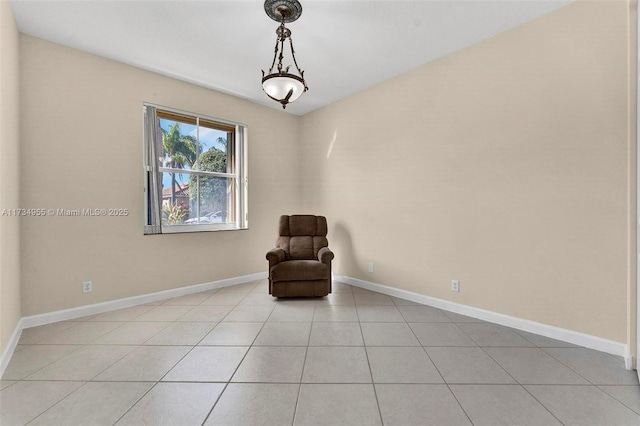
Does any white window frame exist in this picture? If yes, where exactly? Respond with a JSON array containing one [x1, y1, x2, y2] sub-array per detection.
[[143, 103, 248, 234]]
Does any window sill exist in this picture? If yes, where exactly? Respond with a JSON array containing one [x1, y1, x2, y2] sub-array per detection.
[[147, 223, 248, 234]]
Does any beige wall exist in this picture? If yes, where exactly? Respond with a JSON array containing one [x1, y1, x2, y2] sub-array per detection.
[[299, 0, 635, 343], [19, 35, 301, 316], [10, 0, 638, 352], [0, 0, 22, 355]]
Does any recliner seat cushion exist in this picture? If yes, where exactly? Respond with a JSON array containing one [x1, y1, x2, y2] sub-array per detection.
[[270, 260, 329, 282]]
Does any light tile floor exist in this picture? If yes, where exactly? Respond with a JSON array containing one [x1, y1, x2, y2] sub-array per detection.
[[1, 280, 639, 425]]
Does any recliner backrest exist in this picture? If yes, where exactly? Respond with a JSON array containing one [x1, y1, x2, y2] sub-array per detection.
[[276, 215, 328, 260]]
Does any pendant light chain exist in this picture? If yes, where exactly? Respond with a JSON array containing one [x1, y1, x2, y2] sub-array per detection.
[[261, 0, 308, 109]]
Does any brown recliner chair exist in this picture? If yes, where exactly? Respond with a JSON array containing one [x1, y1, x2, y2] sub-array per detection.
[[266, 215, 334, 297]]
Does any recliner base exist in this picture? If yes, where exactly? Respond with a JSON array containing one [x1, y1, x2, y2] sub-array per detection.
[[270, 279, 331, 297]]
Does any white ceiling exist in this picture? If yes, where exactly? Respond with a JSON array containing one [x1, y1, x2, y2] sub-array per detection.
[[10, 0, 572, 116]]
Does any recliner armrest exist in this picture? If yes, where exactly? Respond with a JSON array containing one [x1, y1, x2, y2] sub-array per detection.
[[318, 247, 334, 265], [266, 248, 286, 267]]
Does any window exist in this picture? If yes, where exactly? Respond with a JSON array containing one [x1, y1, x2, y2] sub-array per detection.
[[143, 104, 248, 234]]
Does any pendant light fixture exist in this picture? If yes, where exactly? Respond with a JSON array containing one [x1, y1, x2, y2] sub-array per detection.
[[262, 0, 308, 109]]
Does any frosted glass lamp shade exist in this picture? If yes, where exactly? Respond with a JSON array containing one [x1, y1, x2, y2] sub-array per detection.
[[262, 74, 306, 108]]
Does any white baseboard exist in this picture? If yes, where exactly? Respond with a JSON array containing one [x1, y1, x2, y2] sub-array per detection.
[[2, 272, 632, 376], [21, 272, 267, 329], [335, 274, 631, 365], [0, 318, 24, 379], [0, 272, 267, 377]]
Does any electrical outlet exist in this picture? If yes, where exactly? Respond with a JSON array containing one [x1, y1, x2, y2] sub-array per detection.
[[83, 281, 93, 293], [451, 280, 460, 292], [368, 262, 375, 274]]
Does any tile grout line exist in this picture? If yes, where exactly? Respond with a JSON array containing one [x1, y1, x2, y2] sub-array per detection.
[[518, 384, 567, 425], [356, 290, 385, 426], [23, 381, 93, 425], [11, 319, 138, 382], [3, 344, 86, 382], [452, 321, 570, 425], [200, 381, 231, 426], [290, 295, 318, 426], [110, 286, 244, 424], [200, 280, 267, 425], [475, 343, 566, 425], [452, 321, 524, 386], [115, 280, 261, 425], [399, 299, 475, 426], [111, 380, 160, 425], [538, 347, 600, 385], [596, 385, 640, 416]]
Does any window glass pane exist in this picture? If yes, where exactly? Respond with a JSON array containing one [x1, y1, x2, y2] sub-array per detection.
[[196, 176, 235, 224], [159, 118, 197, 172], [198, 125, 229, 171], [197, 144, 228, 175], [161, 171, 190, 225]]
